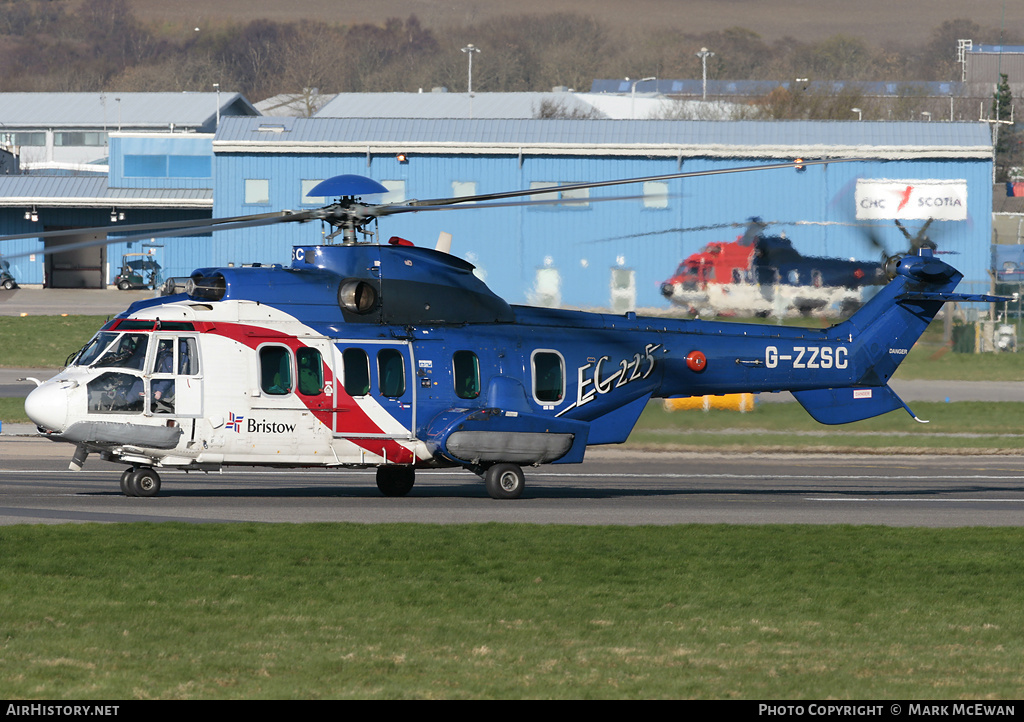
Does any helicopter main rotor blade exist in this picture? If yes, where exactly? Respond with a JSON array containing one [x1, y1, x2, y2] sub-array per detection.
[[369, 191, 668, 217], [398, 158, 862, 210], [0, 210, 303, 245], [0, 210, 317, 261]]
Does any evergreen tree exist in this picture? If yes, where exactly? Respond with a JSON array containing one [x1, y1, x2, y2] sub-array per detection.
[[993, 72, 1013, 121]]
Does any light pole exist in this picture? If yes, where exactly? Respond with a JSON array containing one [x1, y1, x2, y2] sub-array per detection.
[[629, 76, 656, 119], [851, 107, 862, 121], [461, 44, 480, 94], [696, 48, 714, 101], [213, 83, 220, 128]]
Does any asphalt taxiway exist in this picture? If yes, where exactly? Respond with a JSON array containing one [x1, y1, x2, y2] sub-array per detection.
[[2, 287, 1021, 527], [1, 436, 1022, 527]]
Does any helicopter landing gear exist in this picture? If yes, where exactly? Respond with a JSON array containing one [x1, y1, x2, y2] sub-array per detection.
[[120, 466, 161, 497], [484, 463, 525, 500], [376, 465, 415, 497]]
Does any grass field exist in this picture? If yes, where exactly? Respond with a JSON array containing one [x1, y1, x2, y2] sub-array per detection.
[[1, 313, 1021, 700], [2, 523, 1024, 699], [631, 400, 1024, 453]]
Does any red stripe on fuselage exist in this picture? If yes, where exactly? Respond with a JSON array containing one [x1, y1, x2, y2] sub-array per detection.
[[204, 322, 416, 465]]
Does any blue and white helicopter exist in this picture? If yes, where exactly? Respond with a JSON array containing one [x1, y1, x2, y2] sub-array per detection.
[[10, 161, 1003, 499]]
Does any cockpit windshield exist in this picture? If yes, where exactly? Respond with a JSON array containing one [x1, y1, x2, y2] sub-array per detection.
[[74, 332, 150, 370], [74, 332, 119, 367]]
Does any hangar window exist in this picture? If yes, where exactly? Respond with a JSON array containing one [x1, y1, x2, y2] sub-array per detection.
[[643, 181, 669, 209], [301, 180, 326, 205], [532, 350, 564, 404], [452, 181, 477, 199], [527, 181, 588, 208], [559, 185, 589, 207], [259, 346, 292, 395], [381, 180, 406, 205], [245, 179, 270, 205], [124, 155, 211, 179], [54, 132, 106, 147], [168, 155, 212, 178], [2, 132, 44, 147], [529, 181, 559, 202]]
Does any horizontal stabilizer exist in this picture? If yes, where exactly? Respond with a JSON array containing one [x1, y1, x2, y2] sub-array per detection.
[[791, 385, 924, 425], [898, 292, 1010, 304]]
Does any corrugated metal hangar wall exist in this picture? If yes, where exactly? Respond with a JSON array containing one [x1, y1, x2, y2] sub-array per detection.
[[209, 117, 993, 310]]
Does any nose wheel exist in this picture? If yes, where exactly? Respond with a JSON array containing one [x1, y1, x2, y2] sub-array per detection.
[[120, 467, 162, 497]]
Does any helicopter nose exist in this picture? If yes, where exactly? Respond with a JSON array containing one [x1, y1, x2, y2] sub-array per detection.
[[25, 381, 69, 432]]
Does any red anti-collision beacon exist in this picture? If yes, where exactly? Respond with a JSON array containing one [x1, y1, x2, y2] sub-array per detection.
[[685, 350, 707, 373]]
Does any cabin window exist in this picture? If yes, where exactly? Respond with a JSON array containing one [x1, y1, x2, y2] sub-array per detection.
[[149, 339, 176, 414], [259, 346, 292, 395], [532, 351, 564, 404], [343, 348, 370, 397], [453, 351, 481, 400], [151, 339, 175, 374], [178, 337, 200, 375], [297, 348, 324, 396], [377, 349, 406, 398]]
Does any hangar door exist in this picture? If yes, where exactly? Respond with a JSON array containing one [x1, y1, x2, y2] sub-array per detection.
[[45, 230, 106, 288]]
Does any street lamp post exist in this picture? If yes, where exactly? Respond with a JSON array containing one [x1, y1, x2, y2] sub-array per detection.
[[851, 107, 862, 121], [629, 76, 656, 119], [461, 44, 480, 94], [696, 48, 714, 101]]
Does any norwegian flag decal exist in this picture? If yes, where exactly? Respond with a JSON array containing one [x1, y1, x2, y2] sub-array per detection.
[[226, 411, 245, 432]]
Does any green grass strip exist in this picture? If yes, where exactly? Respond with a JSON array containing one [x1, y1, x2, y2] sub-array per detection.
[[628, 401, 1024, 453], [2, 523, 1024, 699]]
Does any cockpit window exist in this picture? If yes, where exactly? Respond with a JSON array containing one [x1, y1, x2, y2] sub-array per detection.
[[75, 332, 119, 367], [94, 333, 150, 371]]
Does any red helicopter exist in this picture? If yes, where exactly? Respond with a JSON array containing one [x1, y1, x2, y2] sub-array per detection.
[[660, 217, 906, 318]]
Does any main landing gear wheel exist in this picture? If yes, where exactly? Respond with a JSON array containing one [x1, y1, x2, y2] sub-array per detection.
[[484, 463, 525, 500], [376, 466, 415, 497], [121, 467, 161, 497]]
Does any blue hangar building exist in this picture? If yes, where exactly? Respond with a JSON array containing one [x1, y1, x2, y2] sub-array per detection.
[[1, 115, 994, 308]]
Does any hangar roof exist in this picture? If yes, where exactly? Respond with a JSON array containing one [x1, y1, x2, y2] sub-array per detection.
[[214, 117, 994, 160], [0, 176, 211, 208], [0, 93, 258, 131], [315, 91, 603, 119]]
